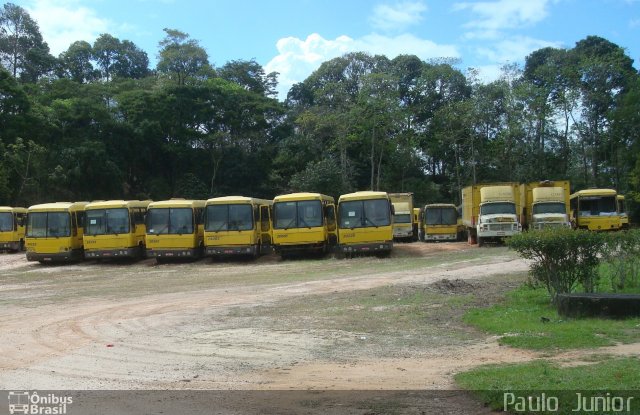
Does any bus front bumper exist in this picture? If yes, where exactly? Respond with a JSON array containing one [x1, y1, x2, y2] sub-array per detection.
[[425, 233, 457, 241], [206, 245, 257, 256], [26, 249, 83, 262], [85, 247, 140, 259], [0, 241, 20, 251], [340, 242, 393, 253], [146, 248, 200, 258]]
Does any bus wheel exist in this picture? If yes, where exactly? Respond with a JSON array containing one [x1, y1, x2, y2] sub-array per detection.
[[19, 239, 25, 251], [477, 237, 484, 247]]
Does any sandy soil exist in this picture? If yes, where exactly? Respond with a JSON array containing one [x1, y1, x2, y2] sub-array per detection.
[[0, 243, 638, 412]]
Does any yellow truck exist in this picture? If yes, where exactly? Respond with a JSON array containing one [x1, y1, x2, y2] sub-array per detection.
[[388, 192, 414, 241], [337, 191, 393, 257], [272, 192, 337, 257], [204, 196, 273, 258], [83, 200, 150, 259], [521, 180, 571, 230], [145, 199, 206, 260], [461, 183, 523, 246], [0, 206, 27, 252], [25, 201, 89, 262], [569, 189, 623, 231], [420, 203, 460, 242]]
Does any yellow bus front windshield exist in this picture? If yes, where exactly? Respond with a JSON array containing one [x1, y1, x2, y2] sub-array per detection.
[[426, 208, 457, 225], [274, 200, 322, 229], [579, 196, 616, 216], [147, 208, 194, 235], [0, 212, 13, 232], [86, 208, 129, 235], [339, 199, 391, 228], [27, 212, 71, 237], [205, 204, 253, 231]]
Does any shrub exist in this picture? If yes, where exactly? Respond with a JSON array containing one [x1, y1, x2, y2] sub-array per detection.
[[506, 228, 607, 302], [602, 229, 640, 291]]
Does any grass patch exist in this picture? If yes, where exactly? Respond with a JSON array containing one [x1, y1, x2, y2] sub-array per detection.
[[455, 358, 640, 413], [463, 285, 640, 350]]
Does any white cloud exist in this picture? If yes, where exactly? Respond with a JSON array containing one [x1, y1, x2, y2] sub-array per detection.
[[454, 0, 552, 38], [265, 33, 459, 100], [369, 1, 428, 31], [474, 36, 562, 64], [24, 0, 111, 55]]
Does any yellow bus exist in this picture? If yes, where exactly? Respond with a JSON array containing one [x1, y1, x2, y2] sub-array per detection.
[[204, 196, 273, 258], [25, 201, 88, 262], [272, 192, 337, 257], [337, 191, 393, 257], [569, 189, 623, 231], [83, 200, 150, 259], [145, 199, 206, 260], [0, 206, 27, 252], [421, 203, 460, 242], [618, 195, 629, 230]]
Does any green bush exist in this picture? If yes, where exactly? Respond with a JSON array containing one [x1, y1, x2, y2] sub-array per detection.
[[602, 229, 640, 291], [506, 228, 607, 302]]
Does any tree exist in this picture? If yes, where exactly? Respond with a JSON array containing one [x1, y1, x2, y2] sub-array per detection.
[[156, 29, 212, 85], [219, 59, 278, 98], [0, 2, 54, 82], [59, 40, 97, 83]]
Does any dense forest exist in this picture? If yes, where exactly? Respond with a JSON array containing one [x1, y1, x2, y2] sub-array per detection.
[[1, 3, 639, 219]]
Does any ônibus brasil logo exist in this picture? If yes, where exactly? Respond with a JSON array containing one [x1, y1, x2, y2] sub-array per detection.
[[8, 391, 72, 415]]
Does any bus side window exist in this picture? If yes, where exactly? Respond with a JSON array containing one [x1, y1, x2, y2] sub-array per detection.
[[17, 213, 26, 227], [72, 213, 78, 236]]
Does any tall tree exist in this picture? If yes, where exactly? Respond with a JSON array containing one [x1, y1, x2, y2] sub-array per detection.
[[0, 2, 54, 82], [156, 28, 211, 85]]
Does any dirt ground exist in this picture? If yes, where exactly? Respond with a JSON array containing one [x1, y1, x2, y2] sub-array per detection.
[[0, 242, 638, 413]]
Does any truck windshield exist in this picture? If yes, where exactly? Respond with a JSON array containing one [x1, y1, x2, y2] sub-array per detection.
[[205, 204, 253, 231], [480, 203, 516, 215], [579, 196, 617, 216], [146, 208, 194, 234], [339, 199, 391, 228], [393, 213, 412, 223], [426, 208, 457, 225], [0, 212, 13, 232], [533, 203, 565, 215], [86, 208, 130, 235], [274, 200, 323, 229], [26, 212, 71, 237]]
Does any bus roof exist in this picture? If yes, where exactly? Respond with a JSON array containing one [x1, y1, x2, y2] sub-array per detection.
[[617, 195, 625, 200], [0, 206, 27, 213], [85, 200, 151, 210], [147, 199, 206, 209], [28, 201, 89, 212], [570, 189, 617, 198], [424, 203, 457, 209], [338, 191, 389, 202], [206, 196, 272, 206], [273, 193, 334, 203]]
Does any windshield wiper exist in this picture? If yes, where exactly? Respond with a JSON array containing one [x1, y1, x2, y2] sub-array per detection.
[[364, 216, 379, 227]]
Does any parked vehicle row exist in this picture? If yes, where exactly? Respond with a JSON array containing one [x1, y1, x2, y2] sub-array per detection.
[[1, 191, 394, 263], [0, 183, 630, 260]]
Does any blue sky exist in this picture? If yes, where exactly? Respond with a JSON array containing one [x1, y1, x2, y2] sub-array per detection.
[[12, 0, 640, 98]]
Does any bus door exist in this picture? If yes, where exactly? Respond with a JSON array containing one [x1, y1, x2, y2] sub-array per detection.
[[260, 205, 273, 250], [325, 203, 337, 246]]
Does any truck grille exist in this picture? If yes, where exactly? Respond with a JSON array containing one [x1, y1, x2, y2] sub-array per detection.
[[489, 223, 514, 231]]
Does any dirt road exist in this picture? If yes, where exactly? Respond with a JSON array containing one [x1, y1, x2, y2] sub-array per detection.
[[0, 243, 637, 397]]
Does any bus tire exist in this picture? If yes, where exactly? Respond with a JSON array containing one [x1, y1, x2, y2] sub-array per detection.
[[477, 236, 484, 247]]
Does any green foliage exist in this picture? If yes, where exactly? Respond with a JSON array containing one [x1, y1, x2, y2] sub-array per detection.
[[601, 230, 640, 291], [464, 284, 640, 349], [289, 157, 352, 198], [507, 228, 607, 301], [455, 357, 640, 394]]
